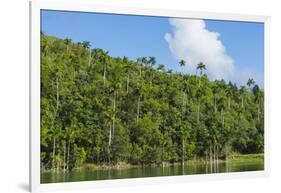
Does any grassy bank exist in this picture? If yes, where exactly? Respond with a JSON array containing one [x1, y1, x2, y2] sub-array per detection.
[[227, 153, 264, 163], [41, 153, 264, 173], [76, 153, 264, 171]]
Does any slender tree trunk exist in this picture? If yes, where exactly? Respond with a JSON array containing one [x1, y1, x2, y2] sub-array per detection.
[[225, 144, 228, 172], [52, 136, 56, 170], [257, 103, 260, 121], [162, 144, 164, 168], [63, 142, 66, 173], [212, 144, 215, 173], [126, 74, 129, 94], [197, 103, 200, 123], [97, 150, 100, 165], [92, 146, 95, 162], [205, 152, 208, 173], [221, 109, 224, 127], [112, 91, 116, 136], [108, 124, 112, 146], [56, 151, 60, 172], [53, 76, 59, 171], [103, 64, 107, 86], [108, 124, 112, 166], [182, 138, 185, 167], [182, 92, 186, 114], [228, 97, 231, 108], [88, 49, 91, 66], [56, 76, 59, 110], [216, 145, 219, 172], [67, 138, 70, 171], [137, 96, 140, 123], [214, 95, 217, 113], [210, 145, 213, 173], [214, 145, 217, 173]]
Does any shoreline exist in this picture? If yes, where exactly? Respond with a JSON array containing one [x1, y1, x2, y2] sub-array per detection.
[[41, 153, 264, 173]]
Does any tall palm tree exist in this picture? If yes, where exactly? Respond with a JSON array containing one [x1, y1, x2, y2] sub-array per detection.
[[197, 62, 206, 76], [92, 48, 103, 62], [148, 56, 156, 68], [157, 64, 165, 71], [101, 51, 109, 87], [81, 41, 91, 49], [179, 59, 186, 67], [247, 78, 255, 90], [181, 124, 189, 167], [179, 59, 186, 75], [81, 41, 92, 66], [239, 86, 247, 108], [148, 56, 157, 84], [136, 57, 148, 76], [140, 57, 148, 66], [112, 82, 121, 137], [124, 60, 131, 94], [196, 62, 206, 88], [196, 62, 206, 123], [64, 38, 72, 52], [252, 84, 262, 120]]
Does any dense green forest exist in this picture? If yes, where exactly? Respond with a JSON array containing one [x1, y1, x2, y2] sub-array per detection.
[[40, 33, 264, 172]]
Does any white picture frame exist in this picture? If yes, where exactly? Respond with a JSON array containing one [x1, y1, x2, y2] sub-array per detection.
[[29, 0, 270, 192]]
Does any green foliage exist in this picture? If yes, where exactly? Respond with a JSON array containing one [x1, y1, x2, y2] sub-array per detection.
[[73, 145, 86, 168], [40, 34, 264, 171]]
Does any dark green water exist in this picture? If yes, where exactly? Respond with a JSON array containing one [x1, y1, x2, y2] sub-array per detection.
[[41, 160, 264, 184]]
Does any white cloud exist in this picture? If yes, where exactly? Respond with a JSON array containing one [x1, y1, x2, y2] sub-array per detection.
[[165, 18, 235, 81]]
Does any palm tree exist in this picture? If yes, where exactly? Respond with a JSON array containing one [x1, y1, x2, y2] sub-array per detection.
[[136, 57, 148, 76], [140, 57, 148, 66], [81, 41, 91, 49], [64, 38, 72, 52], [124, 60, 131, 94], [197, 62, 206, 76], [101, 51, 109, 86], [181, 123, 190, 167], [196, 62, 207, 123], [157, 64, 165, 71], [247, 78, 255, 90], [179, 59, 187, 75], [218, 93, 227, 127], [239, 86, 247, 108], [92, 48, 103, 62], [225, 86, 233, 109], [196, 62, 206, 88], [81, 41, 92, 66], [148, 56, 157, 84], [179, 59, 186, 67], [253, 85, 262, 121], [148, 56, 156, 68]]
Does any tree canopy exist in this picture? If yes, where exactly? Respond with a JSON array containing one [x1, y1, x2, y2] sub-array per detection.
[[40, 34, 264, 171]]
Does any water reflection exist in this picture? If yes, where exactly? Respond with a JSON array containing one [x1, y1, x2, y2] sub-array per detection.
[[41, 160, 264, 184]]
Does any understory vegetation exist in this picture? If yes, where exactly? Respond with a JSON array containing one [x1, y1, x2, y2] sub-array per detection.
[[40, 33, 264, 172]]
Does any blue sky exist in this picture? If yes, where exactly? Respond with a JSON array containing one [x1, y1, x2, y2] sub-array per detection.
[[41, 10, 264, 87]]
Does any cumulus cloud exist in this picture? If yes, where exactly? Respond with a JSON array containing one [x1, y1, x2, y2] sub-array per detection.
[[165, 18, 235, 81]]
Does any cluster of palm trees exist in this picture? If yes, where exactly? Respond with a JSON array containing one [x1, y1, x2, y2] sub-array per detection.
[[40, 34, 264, 173]]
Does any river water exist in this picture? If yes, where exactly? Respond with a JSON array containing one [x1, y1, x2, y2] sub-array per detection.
[[41, 160, 263, 183]]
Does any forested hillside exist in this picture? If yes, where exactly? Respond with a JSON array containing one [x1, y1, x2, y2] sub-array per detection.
[[40, 33, 264, 172]]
